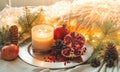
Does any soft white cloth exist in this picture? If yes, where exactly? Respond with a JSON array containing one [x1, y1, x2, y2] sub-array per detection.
[[0, 52, 120, 72]]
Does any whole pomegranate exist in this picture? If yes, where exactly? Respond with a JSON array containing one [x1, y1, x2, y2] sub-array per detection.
[[1, 44, 19, 61], [54, 24, 69, 40], [62, 32, 86, 58]]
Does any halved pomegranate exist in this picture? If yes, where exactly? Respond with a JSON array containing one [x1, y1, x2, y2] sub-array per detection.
[[61, 47, 81, 58], [64, 32, 85, 48], [62, 32, 86, 58]]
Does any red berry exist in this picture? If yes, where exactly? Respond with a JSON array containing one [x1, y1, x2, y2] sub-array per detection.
[[54, 26, 69, 40]]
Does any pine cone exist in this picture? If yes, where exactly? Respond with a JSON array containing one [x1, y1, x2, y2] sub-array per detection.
[[90, 58, 101, 67], [104, 43, 118, 62], [106, 59, 114, 67], [9, 25, 18, 45], [51, 39, 66, 56]]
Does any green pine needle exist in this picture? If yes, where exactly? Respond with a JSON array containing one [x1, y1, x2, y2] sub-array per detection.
[[86, 20, 120, 63], [0, 25, 10, 49], [18, 6, 42, 39]]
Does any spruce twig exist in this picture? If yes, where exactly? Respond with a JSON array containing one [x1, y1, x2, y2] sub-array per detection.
[[0, 25, 10, 49], [29, 8, 43, 25], [18, 6, 43, 39], [86, 38, 104, 63], [87, 20, 120, 64]]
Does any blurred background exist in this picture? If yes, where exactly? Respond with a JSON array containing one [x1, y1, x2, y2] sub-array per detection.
[[0, 0, 62, 11]]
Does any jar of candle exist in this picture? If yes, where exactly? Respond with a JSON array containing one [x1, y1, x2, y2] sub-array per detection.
[[31, 24, 54, 53]]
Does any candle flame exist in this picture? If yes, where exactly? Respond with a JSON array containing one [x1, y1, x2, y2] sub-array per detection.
[[44, 29, 47, 32], [38, 29, 42, 32]]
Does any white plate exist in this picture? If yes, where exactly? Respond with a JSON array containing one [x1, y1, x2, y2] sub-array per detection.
[[19, 40, 93, 69]]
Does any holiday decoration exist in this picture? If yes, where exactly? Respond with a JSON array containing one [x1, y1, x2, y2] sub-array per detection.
[[18, 6, 43, 40], [44, 39, 69, 63], [1, 44, 19, 61], [104, 43, 118, 63], [86, 21, 120, 63], [62, 32, 86, 58], [51, 39, 66, 57], [90, 58, 101, 67], [9, 25, 18, 45], [0, 0, 120, 69], [106, 59, 114, 67], [54, 24, 69, 40], [98, 43, 119, 72], [31, 24, 54, 52], [44, 37, 86, 63]]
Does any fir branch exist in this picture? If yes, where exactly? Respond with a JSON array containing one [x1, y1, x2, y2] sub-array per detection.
[[86, 20, 119, 63], [18, 6, 43, 39], [25, 7, 30, 26], [104, 21, 113, 35], [86, 41, 104, 63], [96, 20, 113, 35], [30, 8, 43, 25], [0, 25, 10, 49]]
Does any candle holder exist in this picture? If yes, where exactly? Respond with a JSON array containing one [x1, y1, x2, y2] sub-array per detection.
[[31, 24, 54, 54]]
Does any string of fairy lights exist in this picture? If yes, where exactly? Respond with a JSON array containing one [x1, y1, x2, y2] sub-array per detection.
[[0, 0, 120, 56]]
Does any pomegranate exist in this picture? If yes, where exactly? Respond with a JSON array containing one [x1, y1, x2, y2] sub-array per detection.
[[62, 32, 86, 58], [1, 44, 19, 61], [54, 25, 69, 40], [62, 47, 80, 58]]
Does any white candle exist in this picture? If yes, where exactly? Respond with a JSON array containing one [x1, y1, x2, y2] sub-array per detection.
[[32, 24, 54, 52]]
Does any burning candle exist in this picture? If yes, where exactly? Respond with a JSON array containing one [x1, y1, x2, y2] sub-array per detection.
[[32, 24, 54, 52]]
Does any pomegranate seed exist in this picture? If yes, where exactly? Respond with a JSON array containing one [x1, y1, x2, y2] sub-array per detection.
[[63, 50, 70, 56], [74, 50, 80, 55]]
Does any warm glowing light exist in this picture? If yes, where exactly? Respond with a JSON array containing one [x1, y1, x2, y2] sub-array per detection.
[[69, 18, 77, 26], [6, 4, 9, 7], [84, 35, 89, 41], [32, 24, 54, 52], [67, 18, 78, 32], [18, 26, 22, 33], [92, 32, 102, 38], [91, 40, 96, 42], [117, 31, 120, 34], [1, 0, 120, 55], [6, 17, 12, 22], [53, 24, 57, 28]]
